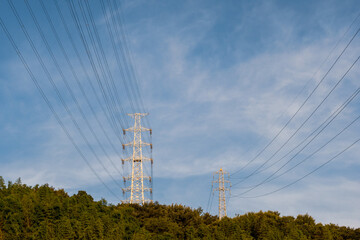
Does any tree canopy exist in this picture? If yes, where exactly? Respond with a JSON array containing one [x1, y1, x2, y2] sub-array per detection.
[[0, 177, 359, 239]]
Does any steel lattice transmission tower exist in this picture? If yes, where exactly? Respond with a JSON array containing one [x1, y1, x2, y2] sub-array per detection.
[[212, 168, 231, 220], [122, 113, 153, 204]]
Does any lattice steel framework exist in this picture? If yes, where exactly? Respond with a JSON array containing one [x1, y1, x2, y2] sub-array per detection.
[[212, 168, 231, 220], [122, 113, 153, 204]]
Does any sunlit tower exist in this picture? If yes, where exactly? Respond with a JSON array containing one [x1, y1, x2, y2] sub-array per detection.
[[212, 168, 231, 220], [122, 113, 153, 204]]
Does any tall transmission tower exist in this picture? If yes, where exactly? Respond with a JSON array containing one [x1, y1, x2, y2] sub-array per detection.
[[212, 168, 231, 220], [122, 113, 153, 204]]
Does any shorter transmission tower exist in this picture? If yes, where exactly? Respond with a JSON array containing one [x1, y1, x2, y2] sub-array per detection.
[[212, 168, 231, 220], [122, 113, 153, 204]]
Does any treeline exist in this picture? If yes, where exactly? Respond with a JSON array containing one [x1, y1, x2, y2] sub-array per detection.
[[0, 177, 359, 239]]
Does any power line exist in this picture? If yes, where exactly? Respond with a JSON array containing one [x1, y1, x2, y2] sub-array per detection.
[[231, 11, 360, 174], [34, 0, 124, 177], [67, 0, 126, 140], [107, 0, 152, 133], [97, 0, 138, 114], [105, 0, 152, 154], [22, 0, 124, 185], [66, 0, 134, 158], [81, 1, 132, 121], [209, 192, 214, 214], [261, 111, 359, 188], [233, 53, 360, 187], [231, 137, 360, 199], [93, 0, 153, 151], [230, 23, 360, 178], [232, 88, 360, 196], [205, 178, 214, 212], [231, 87, 360, 190], [77, 1, 126, 127], [52, 0, 126, 148], [232, 50, 360, 187], [74, 0, 140, 158], [231, 29, 360, 184], [8, 0, 123, 189], [0, 16, 120, 201], [246, 86, 360, 178], [108, 0, 150, 116]]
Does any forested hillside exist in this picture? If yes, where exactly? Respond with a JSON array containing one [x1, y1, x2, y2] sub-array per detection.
[[0, 177, 359, 239]]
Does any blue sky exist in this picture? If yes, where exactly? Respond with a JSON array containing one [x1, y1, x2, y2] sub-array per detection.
[[1, 0, 360, 228]]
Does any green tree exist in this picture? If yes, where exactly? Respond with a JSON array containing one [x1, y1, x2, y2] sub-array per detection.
[[0, 176, 359, 239]]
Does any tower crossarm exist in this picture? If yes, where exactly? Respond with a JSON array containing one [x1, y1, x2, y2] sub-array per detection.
[[121, 198, 152, 204], [213, 180, 231, 183], [122, 142, 133, 147], [213, 187, 231, 191], [142, 157, 153, 163], [122, 142, 153, 149], [123, 186, 152, 192], [122, 157, 153, 164], [121, 157, 132, 164], [141, 142, 152, 147], [143, 187, 152, 192], [122, 127, 134, 134], [122, 187, 132, 193], [122, 127, 152, 135], [140, 127, 152, 134], [123, 176, 131, 182], [123, 175, 152, 182]]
